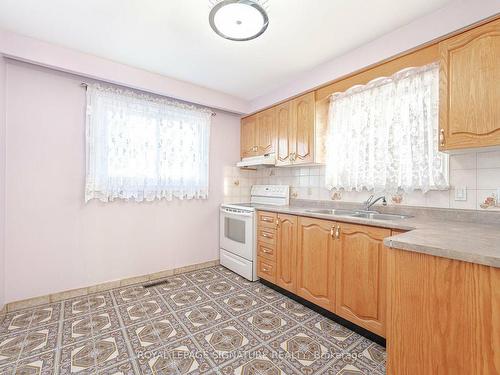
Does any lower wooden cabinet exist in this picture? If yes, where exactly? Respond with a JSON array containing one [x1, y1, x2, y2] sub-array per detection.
[[256, 211, 390, 338], [296, 217, 336, 311], [256, 211, 278, 283], [276, 214, 297, 293], [335, 223, 389, 337], [387, 248, 500, 374], [256, 210, 500, 372]]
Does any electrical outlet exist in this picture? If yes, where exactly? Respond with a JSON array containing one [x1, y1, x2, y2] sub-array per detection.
[[454, 186, 467, 201]]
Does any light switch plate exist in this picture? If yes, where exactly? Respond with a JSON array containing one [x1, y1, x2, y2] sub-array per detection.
[[455, 186, 467, 201]]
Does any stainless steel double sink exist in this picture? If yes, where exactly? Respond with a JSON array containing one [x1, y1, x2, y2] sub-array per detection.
[[304, 209, 411, 220]]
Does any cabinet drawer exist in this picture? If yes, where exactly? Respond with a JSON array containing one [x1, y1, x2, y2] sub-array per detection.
[[257, 257, 276, 283], [258, 227, 276, 245], [258, 211, 277, 228], [258, 242, 276, 261]]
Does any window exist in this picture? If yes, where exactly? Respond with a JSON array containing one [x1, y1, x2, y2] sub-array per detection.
[[85, 84, 212, 202], [325, 62, 449, 194]]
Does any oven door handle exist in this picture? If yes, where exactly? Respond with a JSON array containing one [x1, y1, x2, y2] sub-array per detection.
[[220, 207, 254, 218]]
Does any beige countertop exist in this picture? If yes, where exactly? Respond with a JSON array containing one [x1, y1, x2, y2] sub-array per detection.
[[252, 204, 500, 268]]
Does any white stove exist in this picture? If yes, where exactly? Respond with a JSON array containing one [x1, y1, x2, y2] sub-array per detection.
[[219, 185, 289, 281]]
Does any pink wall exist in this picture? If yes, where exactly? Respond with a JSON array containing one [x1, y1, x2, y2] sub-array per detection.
[[4, 60, 241, 303], [0, 28, 249, 115], [249, 0, 500, 111], [0, 56, 5, 308]]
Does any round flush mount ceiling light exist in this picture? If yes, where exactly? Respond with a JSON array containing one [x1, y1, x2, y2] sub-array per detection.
[[209, 0, 269, 41]]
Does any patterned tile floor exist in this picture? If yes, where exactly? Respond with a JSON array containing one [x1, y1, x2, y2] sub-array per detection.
[[0, 266, 386, 374]]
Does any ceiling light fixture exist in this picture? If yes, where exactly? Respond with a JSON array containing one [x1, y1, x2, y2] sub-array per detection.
[[209, 0, 269, 41]]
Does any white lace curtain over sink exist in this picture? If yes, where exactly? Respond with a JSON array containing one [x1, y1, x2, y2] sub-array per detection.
[[85, 84, 212, 202], [325, 62, 449, 194]]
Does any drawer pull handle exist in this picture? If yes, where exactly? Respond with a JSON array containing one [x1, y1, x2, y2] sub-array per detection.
[[330, 225, 335, 238], [262, 267, 269, 272], [335, 225, 341, 239], [261, 217, 273, 222], [261, 233, 273, 238], [440, 129, 445, 146], [262, 249, 272, 254]]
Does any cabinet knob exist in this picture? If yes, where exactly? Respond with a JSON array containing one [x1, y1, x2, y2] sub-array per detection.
[[439, 129, 445, 146]]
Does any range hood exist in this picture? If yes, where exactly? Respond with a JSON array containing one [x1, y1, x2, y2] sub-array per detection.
[[236, 153, 276, 168]]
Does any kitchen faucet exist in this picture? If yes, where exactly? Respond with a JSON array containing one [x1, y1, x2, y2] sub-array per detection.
[[364, 195, 387, 211]]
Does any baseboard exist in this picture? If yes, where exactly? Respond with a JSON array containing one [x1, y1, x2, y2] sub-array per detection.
[[5, 259, 220, 313], [260, 279, 386, 347]]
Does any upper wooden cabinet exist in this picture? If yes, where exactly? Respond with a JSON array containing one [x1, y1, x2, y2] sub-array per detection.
[[240, 115, 257, 158], [240, 108, 276, 158], [292, 92, 315, 164], [276, 214, 298, 293], [242, 18, 500, 158], [335, 223, 389, 337], [276, 101, 293, 165], [439, 18, 500, 150], [240, 91, 325, 164], [256, 108, 276, 155], [296, 216, 336, 311], [276, 92, 317, 166]]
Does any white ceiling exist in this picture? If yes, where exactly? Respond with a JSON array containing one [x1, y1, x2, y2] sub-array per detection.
[[0, 0, 452, 100]]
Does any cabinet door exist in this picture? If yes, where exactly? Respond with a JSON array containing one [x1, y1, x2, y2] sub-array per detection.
[[292, 92, 315, 164], [296, 217, 336, 311], [439, 19, 500, 150], [276, 214, 297, 293], [256, 108, 276, 155], [275, 101, 293, 166], [335, 223, 389, 337], [387, 248, 500, 375], [240, 115, 257, 158]]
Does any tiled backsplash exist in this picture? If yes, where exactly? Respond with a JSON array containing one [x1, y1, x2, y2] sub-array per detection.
[[223, 167, 255, 203], [224, 149, 500, 211]]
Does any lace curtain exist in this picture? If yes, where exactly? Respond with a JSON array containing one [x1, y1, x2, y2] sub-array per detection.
[[85, 84, 212, 202], [325, 62, 449, 194]]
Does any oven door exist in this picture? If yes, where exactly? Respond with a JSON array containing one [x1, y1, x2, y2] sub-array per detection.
[[219, 207, 254, 261]]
